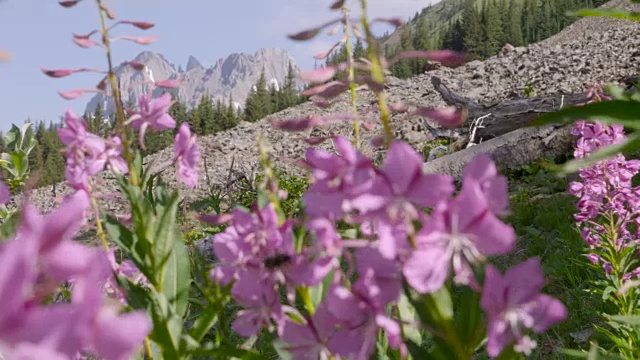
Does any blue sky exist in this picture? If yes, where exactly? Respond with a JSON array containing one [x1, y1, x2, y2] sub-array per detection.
[[0, 0, 436, 132]]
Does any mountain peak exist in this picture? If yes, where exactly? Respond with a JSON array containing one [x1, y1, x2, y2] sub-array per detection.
[[186, 55, 203, 71], [133, 51, 166, 63], [84, 47, 300, 115]]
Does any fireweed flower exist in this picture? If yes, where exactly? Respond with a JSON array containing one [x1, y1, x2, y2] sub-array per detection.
[[99, 136, 129, 175], [303, 135, 376, 220], [569, 120, 640, 277], [58, 109, 127, 191], [272, 249, 401, 360], [17, 190, 94, 282], [403, 155, 516, 293], [210, 203, 336, 337], [462, 153, 509, 215], [57, 108, 105, 156], [69, 252, 152, 360], [324, 253, 402, 360], [347, 140, 454, 221], [229, 272, 286, 337], [481, 258, 567, 357], [344, 141, 454, 260], [128, 92, 176, 147], [174, 123, 201, 189], [280, 302, 338, 360], [571, 120, 625, 159], [58, 109, 108, 191], [306, 217, 343, 257], [104, 248, 148, 304], [210, 204, 334, 287], [0, 222, 40, 338], [0, 191, 151, 359]]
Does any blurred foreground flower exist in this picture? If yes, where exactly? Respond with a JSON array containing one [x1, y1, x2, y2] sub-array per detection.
[[0, 49, 10, 62]]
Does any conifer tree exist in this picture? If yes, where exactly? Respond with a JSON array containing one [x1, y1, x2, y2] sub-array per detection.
[[197, 94, 217, 134], [281, 62, 299, 109], [252, 68, 272, 120], [168, 96, 189, 128], [442, 19, 464, 51], [353, 39, 366, 60], [508, 0, 524, 46], [189, 106, 203, 134], [243, 86, 259, 122], [269, 82, 280, 113], [462, 0, 483, 59], [482, 0, 504, 57], [392, 27, 414, 78], [499, 0, 511, 45]]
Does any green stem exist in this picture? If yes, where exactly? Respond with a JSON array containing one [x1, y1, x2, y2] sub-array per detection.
[[88, 181, 110, 251], [359, 0, 393, 148], [96, 0, 138, 187], [342, 9, 360, 149], [257, 135, 285, 224], [297, 287, 315, 316]]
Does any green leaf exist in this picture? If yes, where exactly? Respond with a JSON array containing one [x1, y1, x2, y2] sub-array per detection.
[[162, 240, 191, 319], [148, 291, 184, 359], [405, 339, 433, 360], [10, 152, 24, 176], [103, 213, 154, 281], [2, 124, 18, 150], [561, 343, 626, 360], [553, 135, 640, 174], [495, 345, 525, 360], [455, 285, 484, 349], [340, 228, 358, 239], [272, 340, 294, 360], [187, 301, 221, 343], [607, 315, 640, 326], [397, 293, 422, 346], [152, 189, 180, 267], [405, 284, 466, 358], [118, 278, 152, 311], [308, 269, 334, 309], [529, 100, 640, 128], [0, 214, 19, 241], [190, 343, 268, 359], [256, 188, 270, 209], [568, 8, 640, 21]]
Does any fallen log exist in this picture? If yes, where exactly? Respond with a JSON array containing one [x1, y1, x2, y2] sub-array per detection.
[[423, 124, 575, 180], [430, 76, 592, 140]]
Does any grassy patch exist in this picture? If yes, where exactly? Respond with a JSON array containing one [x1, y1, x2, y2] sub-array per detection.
[[496, 158, 611, 358]]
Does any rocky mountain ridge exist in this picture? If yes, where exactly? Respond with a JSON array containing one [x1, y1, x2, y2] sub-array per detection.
[[26, 0, 640, 220], [85, 48, 299, 116]]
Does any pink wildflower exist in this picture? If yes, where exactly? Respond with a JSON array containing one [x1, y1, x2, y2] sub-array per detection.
[[128, 92, 176, 148], [403, 155, 516, 293], [303, 135, 376, 220], [174, 123, 200, 189], [481, 258, 567, 357]]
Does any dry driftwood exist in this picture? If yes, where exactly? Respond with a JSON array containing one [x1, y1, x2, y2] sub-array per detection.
[[430, 76, 591, 140], [423, 124, 575, 180]]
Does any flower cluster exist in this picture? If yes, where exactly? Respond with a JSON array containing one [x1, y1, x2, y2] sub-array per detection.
[[0, 188, 151, 359], [206, 136, 567, 358], [57, 97, 200, 193], [58, 109, 128, 192], [569, 120, 640, 279]]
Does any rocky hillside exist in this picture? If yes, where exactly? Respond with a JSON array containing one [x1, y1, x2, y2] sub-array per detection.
[[26, 0, 640, 218], [85, 48, 299, 116]]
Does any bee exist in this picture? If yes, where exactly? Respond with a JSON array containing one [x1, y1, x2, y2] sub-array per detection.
[[263, 253, 292, 270]]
